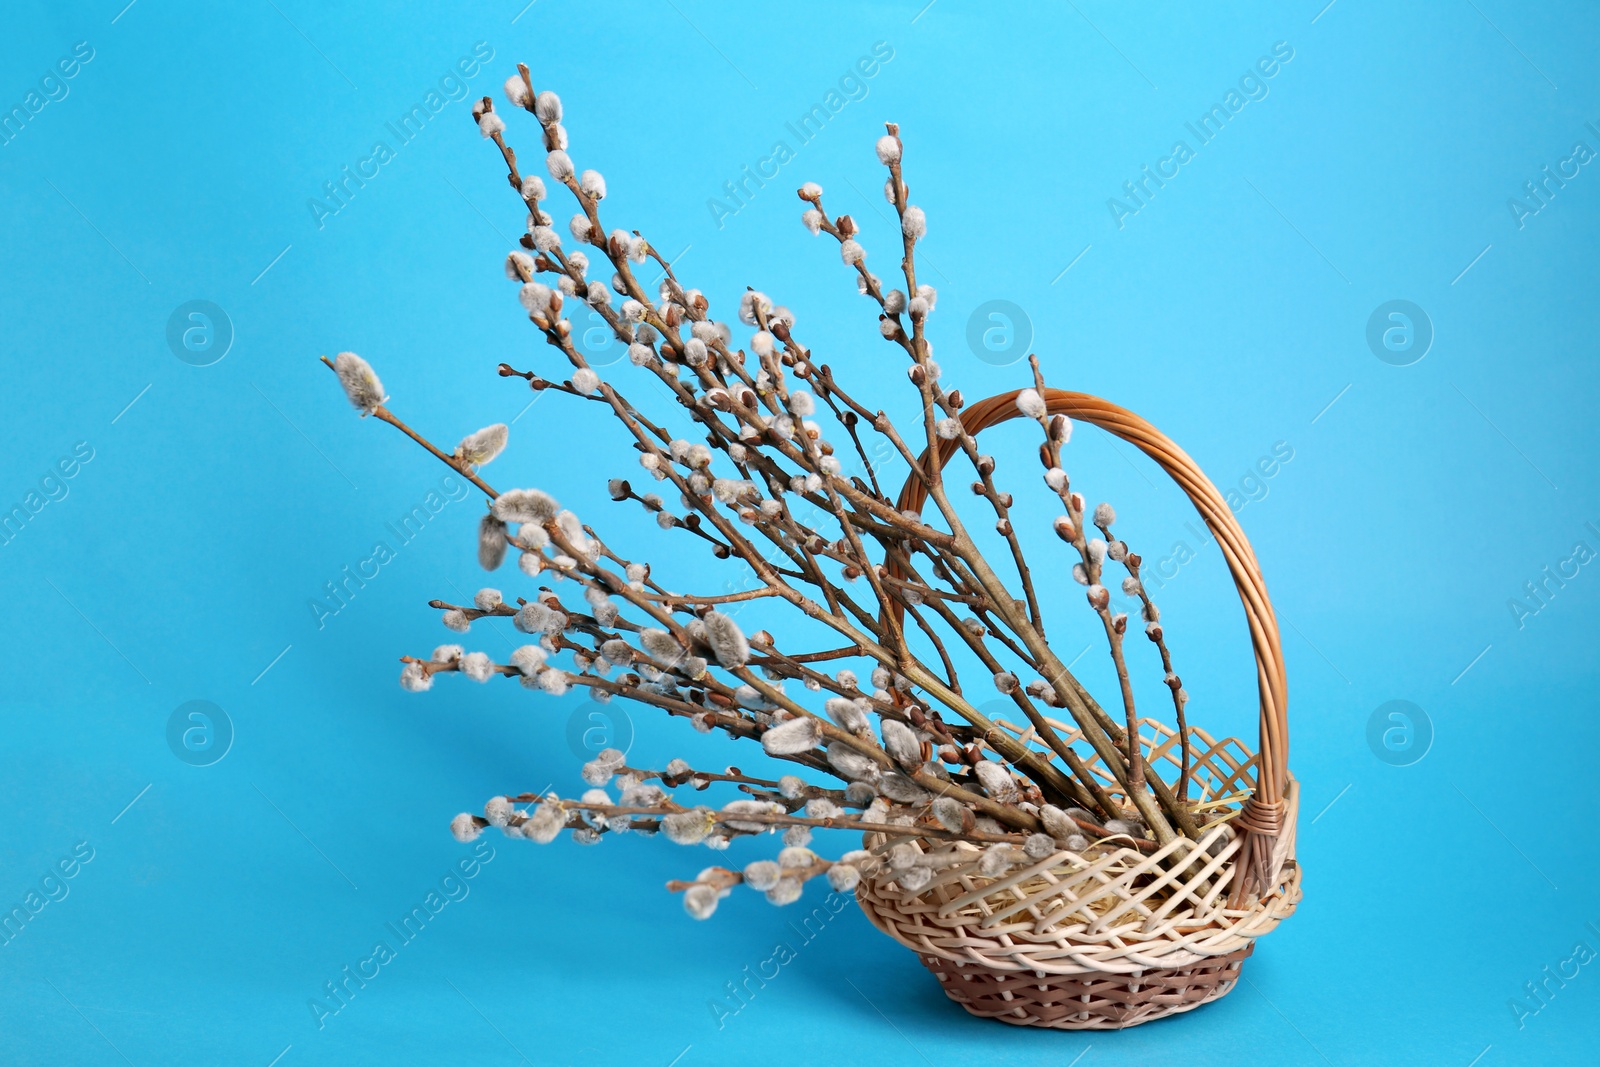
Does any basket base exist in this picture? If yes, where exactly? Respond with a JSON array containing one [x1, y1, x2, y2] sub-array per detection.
[[917, 944, 1253, 1030]]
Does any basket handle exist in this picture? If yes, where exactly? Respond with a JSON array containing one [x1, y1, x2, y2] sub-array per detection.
[[891, 388, 1289, 815]]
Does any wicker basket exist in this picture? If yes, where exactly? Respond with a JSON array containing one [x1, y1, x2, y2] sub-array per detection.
[[857, 388, 1301, 1030]]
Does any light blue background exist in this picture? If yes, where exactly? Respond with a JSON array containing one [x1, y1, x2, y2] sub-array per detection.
[[2, 1, 1598, 1064]]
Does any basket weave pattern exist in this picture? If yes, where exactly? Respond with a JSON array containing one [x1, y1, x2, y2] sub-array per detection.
[[918, 945, 1252, 1029], [861, 389, 1300, 1029]]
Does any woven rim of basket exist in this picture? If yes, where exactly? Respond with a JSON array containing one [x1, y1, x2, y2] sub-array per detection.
[[886, 388, 1290, 895], [855, 712, 1302, 974]]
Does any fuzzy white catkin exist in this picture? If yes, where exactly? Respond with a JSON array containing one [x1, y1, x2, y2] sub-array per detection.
[[805, 798, 841, 820], [460, 652, 493, 683], [977, 847, 1012, 878], [902, 205, 926, 240], [457, 423, 509, 466], [875, 134, 901, 163], [504, 74, 530, 107], [682, 884, 719, 919], [522, 802, 565, 843], [639, 628, 682, 665], [1045, 467, 1068, 491], [431, 644, 463, 663], [801, 208, 824, 234], [1122, 576, 1142, 596], [761, 716, 822, 755], [743, 860, 781, 891], [546, 150, 574, 180], [827, 864, 861, 892], [580, 757, 614, 786], [399, 662, 433, 692], [493, 488, 559, 525], [478, 514, 507, 571], [720, 799, 783, 833], [518, 281, 554, 315], [1015, 388, 1047, 420], [441, 609, 470, 633], [450, 812, 482, 842], [477, 112, 505, 139], [514, 602, 567, 636], [898, 866, 933, 892], [530, 226, 561, 252], [538, 670, 570, 696], [778, 847, 815, 870], [702, 612, 749, 668], [765, 879, 802, 906], [840, 239, 865, 264], [843, 782, 876, 808], [878, 772, 927, 804], [824, 697, 869, 734], [1094, 502, 1116, 528], [557, 508, 592, 556], [484, 795, 515, 828], [884, 289, 906, 314], [737, 290, 770, 325], [533, 90, 562, 122], [935, 418, 961, 440], [333, 352, 386, 414], [974, 760, 1021, 803], [520, 175, 546, 200], [570, 367, 600, 394], [929, 797, 968, 834], [825, 742, 879, 781], [663, 809, 714, 845], [504, 251, 533, 281], [579, 169, 606, 199], [1024, 833, 1055, 860], [881, 719, 921, 766], [1038, 804, 1076, 842]]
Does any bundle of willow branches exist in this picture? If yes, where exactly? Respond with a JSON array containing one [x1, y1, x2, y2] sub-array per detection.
[[325, 63, 1220, 920]]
